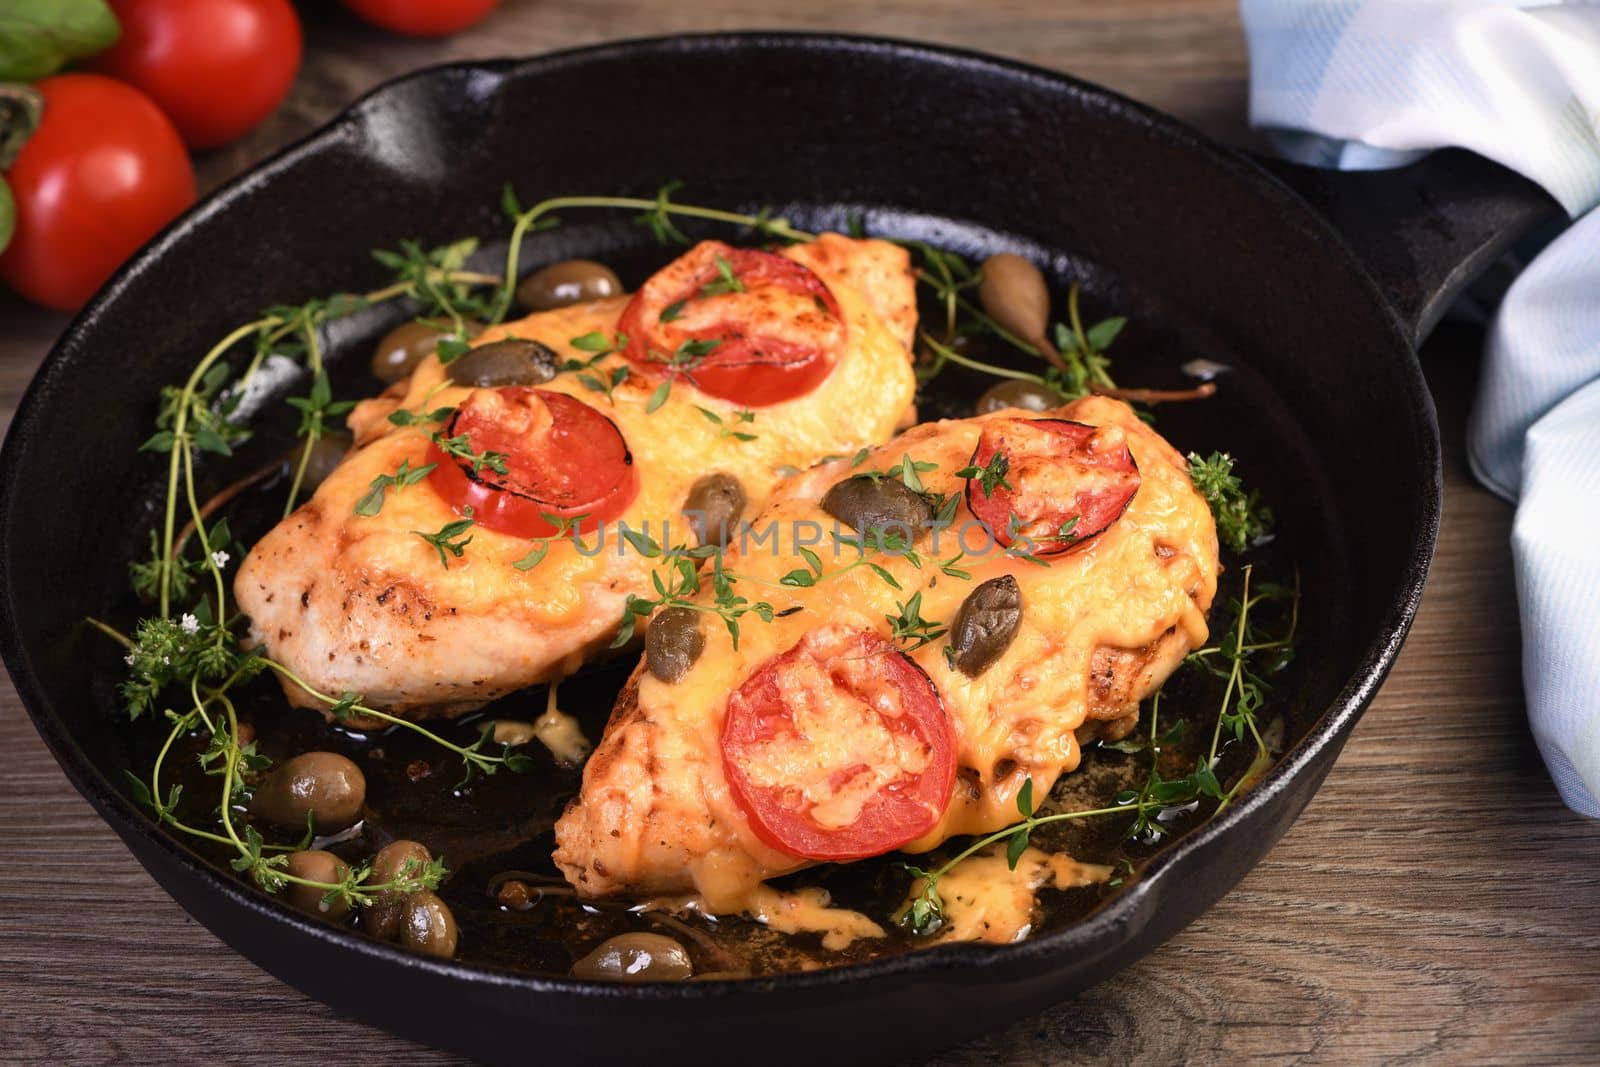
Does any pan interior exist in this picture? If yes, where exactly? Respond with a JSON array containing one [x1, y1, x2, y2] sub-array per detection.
[[1, 37, 1425, 988]]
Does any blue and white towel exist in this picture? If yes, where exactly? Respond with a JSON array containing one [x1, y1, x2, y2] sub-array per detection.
[[1242, 0, 1600, 816]]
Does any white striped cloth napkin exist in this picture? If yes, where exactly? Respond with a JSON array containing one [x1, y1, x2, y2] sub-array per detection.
[[1241, 0, 1600, 816]]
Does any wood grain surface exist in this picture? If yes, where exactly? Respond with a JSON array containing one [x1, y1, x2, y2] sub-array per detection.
[[3, 2, 1597, 1063]]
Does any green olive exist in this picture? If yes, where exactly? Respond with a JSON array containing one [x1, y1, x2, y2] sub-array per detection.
[[572, 932, 692, 982], [978, 252, 1051, 347], [682, 472, 746, 548], [282, 429, 352, 491], [517, 259, 623, 312], [948, 575, 1023, 677], [363, 839, 433, 942], [248, 751, 366, 831], [646, 606, 704, 684], [371, 319, 481, 383], [283, 850, 352, 921], [445, 338, 559, 388], [821, 475, 934, 542], [976, 379, 1059, 415], [399, 891, 459, 960]]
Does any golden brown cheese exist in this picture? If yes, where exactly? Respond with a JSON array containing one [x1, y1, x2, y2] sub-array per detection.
[[234, 235, 917, 722], [554, 396, 1219, 906], [903, 846, 1112, 944]]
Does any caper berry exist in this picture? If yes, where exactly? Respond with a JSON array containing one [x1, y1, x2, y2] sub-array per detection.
[[371, 319, 481, 383], [248, 751, 366, 831], [363, 839, 432, 942], [682, 472, 746, 548], [821, 475, 934, 542], [445, 338, 559, 388], [976, 379, 1059, 415], [399, 891, 459, 960], [977, 252, 1052, 347], [646, 606, 705, 684], [948, 575, 1023, 677], [283, 850, 352, 921], [517, 259, 623, 312], [571, 932, 693, 982]]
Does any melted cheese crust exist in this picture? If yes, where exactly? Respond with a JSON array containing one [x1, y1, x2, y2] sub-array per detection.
[[555, 396, 1219, 905], [234, 235, 916, 720]]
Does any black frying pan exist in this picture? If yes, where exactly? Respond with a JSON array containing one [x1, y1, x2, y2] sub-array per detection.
[[0, 34, 1558, 1065]]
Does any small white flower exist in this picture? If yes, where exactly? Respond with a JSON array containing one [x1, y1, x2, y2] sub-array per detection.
[[211, 550, 230, 568], [180, 613, 200, 634], [124, 652, 136, 666], [161, 656, 171, 666]]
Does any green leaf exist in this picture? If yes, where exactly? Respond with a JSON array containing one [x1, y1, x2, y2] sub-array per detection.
[[353, 474, 391, 517], [646, 379, 672, 413], [512, 542, 550, 572], [1086, 316, 1127, 351], [194, 425, 233, 457], [435, 337, 471, 365], [865, 563, 901, 590], [0, 1, 120, 82], [1006, 827, 1031, 870], [570, 330, 615, 353], [139, 430, 176, 454], [328, 691, 361, 721], [122, 770, 154, 810], [500, 182, 523, 219], [1016, 777, 1034, 817]]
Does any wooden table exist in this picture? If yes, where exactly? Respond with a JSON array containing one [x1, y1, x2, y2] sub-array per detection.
[[3, 2, 1597, 1062]]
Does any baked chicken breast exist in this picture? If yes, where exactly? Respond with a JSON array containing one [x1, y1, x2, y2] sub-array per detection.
[[235, 235, 917, 723], [554, 396, 1219, 908]]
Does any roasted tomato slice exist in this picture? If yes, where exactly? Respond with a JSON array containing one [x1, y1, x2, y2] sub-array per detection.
[[964, 417, 1140, 556], [721, 625, 956, 861], [426, 387, 638, 538], [618, 240, 845, 406]]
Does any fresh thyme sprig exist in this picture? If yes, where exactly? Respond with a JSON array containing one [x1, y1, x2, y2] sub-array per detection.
[[955, 451, 1012, 499], [886, 591, 947, 652], [413, 508, 476, 569], [431, 431, 508, 476], [512, 512, 590, 572], [353, 457, 435, 518], [698, 406, 758, 442], [610, 537, 774, 649], [1187, 451, 1274, 553]]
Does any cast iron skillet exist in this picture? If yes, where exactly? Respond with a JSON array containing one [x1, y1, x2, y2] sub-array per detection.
[[0, 33, 1558, 1064]]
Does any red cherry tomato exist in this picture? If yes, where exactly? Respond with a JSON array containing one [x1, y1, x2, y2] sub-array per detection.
[[964, 417, 1141, 557], [338, 0, 500, 37], [426, 388, 639, 539], [618, 241, 846, 407], [0, 75, 195, 312], [91, 0, 303, 150], [721, 626, 955, 861]]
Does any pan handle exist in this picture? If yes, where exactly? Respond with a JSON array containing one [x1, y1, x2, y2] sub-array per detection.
[[1255, 148, 1562, 346]]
